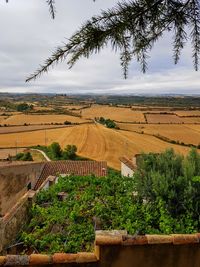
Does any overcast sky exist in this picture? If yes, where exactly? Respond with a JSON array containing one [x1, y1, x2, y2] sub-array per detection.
[[0, 0, 200, 95]]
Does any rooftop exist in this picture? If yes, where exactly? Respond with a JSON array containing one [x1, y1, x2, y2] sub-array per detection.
[[119, 156, 137, 171], [34, 160, 107, 190]]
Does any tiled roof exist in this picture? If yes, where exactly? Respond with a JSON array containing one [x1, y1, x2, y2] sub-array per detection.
[[119, 156, 137, 171], [34, 160, 107, 190]]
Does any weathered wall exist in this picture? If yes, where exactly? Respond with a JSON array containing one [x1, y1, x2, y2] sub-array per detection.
[[0, 163, 44, 216], [98, 244, 200, 267], [121, 162, 134, 177], [0, 192, 34, 254]]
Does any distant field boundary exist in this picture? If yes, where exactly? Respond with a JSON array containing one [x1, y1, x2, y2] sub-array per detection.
[[0, 121, 94, 135]]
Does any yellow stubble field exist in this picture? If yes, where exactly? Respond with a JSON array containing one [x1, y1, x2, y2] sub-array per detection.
[[82, 105, 145, 123], [118, 123, 200, 146], [146, 114, 183, 124], [2, 114, 89, 125], [0, 124, 194, 170]]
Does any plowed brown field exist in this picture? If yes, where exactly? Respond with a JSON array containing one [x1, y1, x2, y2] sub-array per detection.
[[0, 124, 193, 170]]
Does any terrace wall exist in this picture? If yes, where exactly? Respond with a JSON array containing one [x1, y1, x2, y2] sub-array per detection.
[[0, 231, 200, 266], [0, 163, 44, 216]]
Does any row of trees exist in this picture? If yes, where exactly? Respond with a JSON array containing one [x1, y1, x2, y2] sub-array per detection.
[[97, 117, 117, 129], [36, 142, 78, 160]]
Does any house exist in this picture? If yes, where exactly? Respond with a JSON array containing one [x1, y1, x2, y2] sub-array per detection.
[[119, 154, 141, 177]]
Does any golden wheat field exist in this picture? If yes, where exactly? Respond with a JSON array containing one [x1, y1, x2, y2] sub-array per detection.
[[186, 124, 200, 132], [146, 114, 183, 123], [62, 105, 87, 110], [118, 123, 200, 146], [82, 105, 145, 122], [0, 124, 194, 170], [1, 114, 89, 125], [181, 117, 200, 123], [33, 106, 54, 111], [174, 110, 200, 116], [0, 116, 9, 123]]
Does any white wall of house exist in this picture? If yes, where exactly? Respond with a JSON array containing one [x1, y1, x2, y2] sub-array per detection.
[[121, 162, 134, 177]]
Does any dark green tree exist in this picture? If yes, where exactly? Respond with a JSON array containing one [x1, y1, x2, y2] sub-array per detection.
[[26, 0, 200, 81], [63, 145, 77, 160], [49, 142, 62, 159], [17, 103, 33, 112]]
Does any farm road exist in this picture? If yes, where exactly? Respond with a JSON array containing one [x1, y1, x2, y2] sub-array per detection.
[[31, 149, 51, 162]]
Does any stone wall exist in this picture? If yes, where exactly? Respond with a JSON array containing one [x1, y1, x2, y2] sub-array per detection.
[[0, 191, 35, 254], [0, 163, 44, 216]]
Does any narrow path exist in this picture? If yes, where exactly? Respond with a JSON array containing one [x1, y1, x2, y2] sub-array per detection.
[[30, 149, 51, 162]]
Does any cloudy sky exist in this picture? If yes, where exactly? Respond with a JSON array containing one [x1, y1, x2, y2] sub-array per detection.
[[0, 0, 200, 95]]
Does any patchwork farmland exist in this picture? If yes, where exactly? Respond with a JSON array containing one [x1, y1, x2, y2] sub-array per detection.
[[0, 123, 196, 170], [0, 102, 200, 169]]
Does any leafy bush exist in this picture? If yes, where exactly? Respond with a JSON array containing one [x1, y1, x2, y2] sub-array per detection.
[[16, 152, 33, 161], [49, 142, 62, 159], [97, 117, 117, 128], [63, 145, 77, 160]]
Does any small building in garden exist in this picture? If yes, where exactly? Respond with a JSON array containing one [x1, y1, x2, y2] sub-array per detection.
[[119, 154, 140, 176]]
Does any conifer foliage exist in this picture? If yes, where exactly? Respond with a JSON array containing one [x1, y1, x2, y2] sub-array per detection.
[[26, 0, 200, 81]]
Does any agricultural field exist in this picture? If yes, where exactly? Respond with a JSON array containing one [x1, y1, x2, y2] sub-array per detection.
[[146, 114, 183, 124], [181, 117, 200, 123], [1, 114, 89, 125], [174, 110, 200, 116], [33, 106, 54, 111], [0, 148, 25, 160], [0, 116, 9, 123], [62, 105, 88, 110], [82, 105, 145, 123], [0, 124, 194, 170], [0, 125, 69, 135], [118, 123, 200, 146]]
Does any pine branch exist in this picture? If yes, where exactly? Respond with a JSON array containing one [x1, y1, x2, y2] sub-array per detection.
[[26, 0, 200, 82], [46, 0, 56, 19]]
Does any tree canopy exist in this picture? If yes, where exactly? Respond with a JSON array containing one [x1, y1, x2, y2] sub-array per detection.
[[24, 0, 200, 82]]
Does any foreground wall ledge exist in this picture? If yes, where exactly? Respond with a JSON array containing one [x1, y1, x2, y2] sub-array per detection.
[[0, 231, 200, 266], [95, 230, 200, 246]]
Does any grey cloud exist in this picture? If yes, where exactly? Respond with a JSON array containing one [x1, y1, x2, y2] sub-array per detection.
[[0, 0, 199, 95]]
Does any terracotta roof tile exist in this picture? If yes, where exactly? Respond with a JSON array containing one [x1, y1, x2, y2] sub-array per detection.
[[34, 160, 107, 190], [0, 257, 6, 266], [119, 156, 137, 171], [76, 253, 97, 263], [52, 253, 77, 263], [146, 235, 172, 244], [29, 254, 52, 265], [172, 234, 199, 245], [122, 235, 148, 245]]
